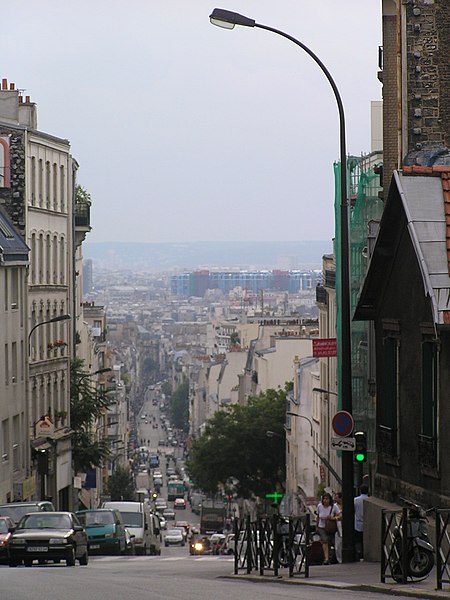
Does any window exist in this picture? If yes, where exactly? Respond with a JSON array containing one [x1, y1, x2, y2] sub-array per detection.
[[422, 340, 438, 438], [419, 338, 439, 469], [381, 336, 399, 429], [10, 268, 18, 309], [378, 321, 400, 458]]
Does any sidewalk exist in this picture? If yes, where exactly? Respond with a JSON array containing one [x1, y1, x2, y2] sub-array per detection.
[[222, 561, 450, 599]]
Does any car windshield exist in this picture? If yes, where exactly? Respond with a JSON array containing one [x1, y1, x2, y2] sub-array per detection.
[[0, 505, 40, 523], [120, 512, 143, 528], [78, 511, 115, 527], [167, 529, 181, 536], [19, 514, 72, 530], [0, 520, 10, 533]]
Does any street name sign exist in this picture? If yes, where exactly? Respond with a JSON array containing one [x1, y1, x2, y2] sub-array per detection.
[[331, 436, 356, 451]]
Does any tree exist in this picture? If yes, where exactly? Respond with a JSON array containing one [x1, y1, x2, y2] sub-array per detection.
[[70, 358, 111, 474], [75, 184, 92, 205], [186, 387, 287, 498], [170, 380, 189, 432], [107, 466, 135, 501]]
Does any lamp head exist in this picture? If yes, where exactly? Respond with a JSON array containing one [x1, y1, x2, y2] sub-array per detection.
[[209, 8, 255, 29], [51, 314, 71, 323]]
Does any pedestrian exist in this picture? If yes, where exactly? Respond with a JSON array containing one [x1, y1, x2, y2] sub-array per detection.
[[332, 492, 343, 564], [354, 484, 369, 560], [316, 492, 335, 565]]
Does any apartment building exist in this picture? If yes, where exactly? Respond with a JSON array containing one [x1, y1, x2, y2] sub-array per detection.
[[0, 208, 30, 502], [0, 79, 75, 508]]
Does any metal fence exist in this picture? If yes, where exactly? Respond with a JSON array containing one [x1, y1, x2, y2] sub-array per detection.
[[233, 514, 310, 578], [382, 507, 450, 589], [436, 509, 450, 590]]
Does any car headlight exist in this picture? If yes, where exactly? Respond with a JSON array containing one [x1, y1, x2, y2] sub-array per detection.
[[194, 542, 203, 551], [10, 539, 26, 545], [104, 533, 114, 539], [49, 538, 68, 544]]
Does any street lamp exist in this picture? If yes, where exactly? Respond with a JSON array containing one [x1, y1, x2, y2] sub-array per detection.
[[286, 412, 313, 437], [209, 8, 354, 562], [28, 313, 71, 356], [78, 367, 112, 381]]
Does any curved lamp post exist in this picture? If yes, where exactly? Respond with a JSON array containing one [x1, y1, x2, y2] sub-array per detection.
[[28, 313, 71, 356], [210, 8, 354, 562]]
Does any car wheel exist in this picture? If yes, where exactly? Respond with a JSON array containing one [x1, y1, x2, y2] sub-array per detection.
[[24, 559, 33, 567], [66, 548, 76, 566], [79, 551, 89, 566], [165, 543, 168, 547], [9, 560, 19, 567]]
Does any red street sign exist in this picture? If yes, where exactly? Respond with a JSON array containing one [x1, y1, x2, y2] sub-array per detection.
[[312, 338, 337, 357], [332, 411, 354, 437]]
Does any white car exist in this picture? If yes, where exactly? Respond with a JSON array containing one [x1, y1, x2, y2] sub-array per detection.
[[164, 528, 185, 547]]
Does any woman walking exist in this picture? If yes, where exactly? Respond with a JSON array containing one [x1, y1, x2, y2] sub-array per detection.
[[316, 492, 335, 565]]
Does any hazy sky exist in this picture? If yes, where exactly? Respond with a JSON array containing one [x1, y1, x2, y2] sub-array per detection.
[[3, 1, 381, 244]]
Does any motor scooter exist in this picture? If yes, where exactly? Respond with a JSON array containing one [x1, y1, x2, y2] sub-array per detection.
[[392, 497, 434, 581]]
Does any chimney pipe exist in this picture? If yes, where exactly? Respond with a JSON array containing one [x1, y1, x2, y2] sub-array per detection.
[[2, 79, 7, 90], [9, 83, 15, 91], [25, 96, 30, 103]]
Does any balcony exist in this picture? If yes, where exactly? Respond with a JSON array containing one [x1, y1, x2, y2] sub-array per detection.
[[74, 202, 91, 246], [316, 285, 328, 305]]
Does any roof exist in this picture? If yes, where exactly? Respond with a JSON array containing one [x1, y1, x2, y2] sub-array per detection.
[[355, 167, 450, 325], [0, 207, 29, 265]]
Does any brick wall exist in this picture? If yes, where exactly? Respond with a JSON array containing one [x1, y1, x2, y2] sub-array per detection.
[[381, 14, 399, 192]]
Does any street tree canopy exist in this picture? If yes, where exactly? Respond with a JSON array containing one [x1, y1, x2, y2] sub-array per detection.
[[70, 358, 111, 474], [107, 466, 134, 501], [170, 380, 189, 433], [186, 387, 287, 498]]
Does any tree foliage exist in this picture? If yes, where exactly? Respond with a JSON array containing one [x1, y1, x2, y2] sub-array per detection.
[[70, 358, 111, 473], [107, 466, 135, 501], [170, 380, 189, 433], [186, 387, 287, 498], [75, 184, 92, 205]]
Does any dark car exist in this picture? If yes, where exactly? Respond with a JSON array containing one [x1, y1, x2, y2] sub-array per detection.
[[8, 511, 88, 567], [0, 516, 15, 562], [0, 501, 55, 525]]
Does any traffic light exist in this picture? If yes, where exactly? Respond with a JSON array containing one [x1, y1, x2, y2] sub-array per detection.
[[354, 431, 367, 462]]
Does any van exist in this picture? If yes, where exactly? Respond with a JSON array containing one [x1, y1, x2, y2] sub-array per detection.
[[76, 508, 126, 555], [102, 501, 161, 555]]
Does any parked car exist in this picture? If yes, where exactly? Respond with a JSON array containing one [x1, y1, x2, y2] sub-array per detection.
[[8, 512, 88, 567], [76, 508, 126, 555], [164, 528, 185, 547], [174, 498, 186, 510], [0, 516, 15, 563], [0, 501, 55, 525]]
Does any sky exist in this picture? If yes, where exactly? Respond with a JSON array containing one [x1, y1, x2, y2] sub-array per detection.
[[2, 1, 382, 244]]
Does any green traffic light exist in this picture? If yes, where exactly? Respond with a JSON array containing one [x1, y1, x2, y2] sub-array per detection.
[[355, 453, 366, 462]]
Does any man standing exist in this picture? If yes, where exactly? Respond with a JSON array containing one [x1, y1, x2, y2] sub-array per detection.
[[354, 484, 369, 560]]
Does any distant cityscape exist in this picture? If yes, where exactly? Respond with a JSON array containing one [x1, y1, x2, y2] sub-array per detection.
[[83, 240, 332, 272]]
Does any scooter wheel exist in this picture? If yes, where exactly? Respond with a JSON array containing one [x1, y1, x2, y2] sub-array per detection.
[[407, 548, 434, 578]]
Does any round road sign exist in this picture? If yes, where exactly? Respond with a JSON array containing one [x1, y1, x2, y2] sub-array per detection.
[[332, 411, 354, 437]]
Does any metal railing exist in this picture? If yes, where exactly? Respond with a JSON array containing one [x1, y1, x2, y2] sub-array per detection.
[[436, 509, 450, 590], [233, 514, 310, 578]]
